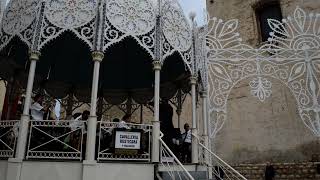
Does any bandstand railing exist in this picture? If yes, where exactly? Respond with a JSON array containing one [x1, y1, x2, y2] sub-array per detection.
[[193, 134, 247, 180], [159, 132, 195, 180], [97, 122, 152, 162], [0, 120, 19, 158], [26, 120, 86, 161]]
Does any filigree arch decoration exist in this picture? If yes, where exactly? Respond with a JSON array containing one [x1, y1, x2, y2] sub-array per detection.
[[105, 0, 156, 36], [0, 0, 39, 51], [206, 17, 242, 50], [103, 0, 155, 59], [206, 7, 320, 138], [195, 26, 209, 91], [160, 0, 193, 71], [267, 7, 320, 50], [161, 1, 191, 52], [37, 0, 98, 51], [45, 0, 97, 29]]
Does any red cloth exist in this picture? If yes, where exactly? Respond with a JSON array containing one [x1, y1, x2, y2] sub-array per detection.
[[1, 93, 21, 120]]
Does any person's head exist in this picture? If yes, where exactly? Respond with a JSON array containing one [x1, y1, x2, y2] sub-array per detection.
[[82, 110, 90, 120], [184, 123, 190, 131], [34, 94, 43, 103], [112, 118, 120, 122], [122, 114, 131, 122]]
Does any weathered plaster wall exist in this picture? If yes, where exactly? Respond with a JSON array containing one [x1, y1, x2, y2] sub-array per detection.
[[207, 0, 320, 164], [214, 79, 319, 163], [207, 0, 320, 46]]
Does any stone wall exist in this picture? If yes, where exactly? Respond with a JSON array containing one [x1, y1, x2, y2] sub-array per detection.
[[207, 0, 320, 164], [233, 162, 320, 180], [207, 0, 320, 46]]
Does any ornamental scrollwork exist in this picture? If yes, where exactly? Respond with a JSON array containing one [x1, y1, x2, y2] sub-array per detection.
[[45, 0, 97, 29], [105, 0, 156, 36], [161, 1, 192, 52], [0, 0, 39, 51], [38, 0, 97, 50], [103, 2, 155, 59], [249, 77, 272, 102], [2, 0, 38, 36], [267, 7, 320, 50], [206, 7, 320, 138]]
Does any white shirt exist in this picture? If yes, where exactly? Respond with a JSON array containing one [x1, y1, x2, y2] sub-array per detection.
[[118, 120, 130, 129], [70, 115, 86, 133], [30, 102, 44, 120], [182, 130, 192, 143]]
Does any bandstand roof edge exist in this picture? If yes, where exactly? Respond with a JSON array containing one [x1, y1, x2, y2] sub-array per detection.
[[204, 7, 320, 138], [0, 0, 195, 74]]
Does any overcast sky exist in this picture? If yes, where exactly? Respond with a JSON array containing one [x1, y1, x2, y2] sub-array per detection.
[[179, 0, 206, 25]]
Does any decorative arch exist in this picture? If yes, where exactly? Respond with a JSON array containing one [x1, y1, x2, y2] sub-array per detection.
[[102, 0, 156, 59], [0, 0, 40, 52], [206, 7, 320, 138], [160, 0, 193, 72], [161, 50, 192, 74], [37, 31, 93, 99], [37, 0, 98, 51], [0, 0, 195, 74]]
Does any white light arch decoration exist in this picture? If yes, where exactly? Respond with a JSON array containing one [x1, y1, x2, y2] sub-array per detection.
[[102, 0, 156, 59], [206, 7, 320, 138], [105, 0, 156, 36], [45, 0, 97, 29], [0, 0, 195, 73], [37, 0, 98, 51], [160, 0, 193, 72], [0, 0, 39, 51]]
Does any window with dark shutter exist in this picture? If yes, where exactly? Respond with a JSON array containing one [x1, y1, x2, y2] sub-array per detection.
[[256, 1, 282, 42]]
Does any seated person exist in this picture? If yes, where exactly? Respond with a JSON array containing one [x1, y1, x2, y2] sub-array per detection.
[[118, 114, 131, 129], [104, 118, 120, 135]]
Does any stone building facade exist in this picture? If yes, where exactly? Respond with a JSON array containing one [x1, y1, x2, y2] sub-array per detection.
[[206, 0, 320, 165]]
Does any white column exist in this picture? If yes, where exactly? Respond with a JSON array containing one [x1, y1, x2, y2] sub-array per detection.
[[190, 76, 198, 163], [15, 51, 40, 160], [201, 91, 209, 164], [85, 51, 104, 162], [152, 60, 161, 162]]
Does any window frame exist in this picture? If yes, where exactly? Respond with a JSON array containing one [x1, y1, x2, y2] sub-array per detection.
[[254, 0, 283, 43]]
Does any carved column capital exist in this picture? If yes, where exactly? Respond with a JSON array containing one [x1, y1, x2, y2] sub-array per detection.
[[92, 51, 104, 62], [29, 51, 41, 61], [153, 60, 162, 71], [200, 91, 207, 98], [190, 76, 198, 85]]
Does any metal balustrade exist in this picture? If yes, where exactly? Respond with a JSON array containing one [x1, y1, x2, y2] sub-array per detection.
[[26, 120, 86, 160], [97, 122, 152, 161], [193, 134, 247, 180], [159, 132, 195, 180], [0, 120, 19, 158]]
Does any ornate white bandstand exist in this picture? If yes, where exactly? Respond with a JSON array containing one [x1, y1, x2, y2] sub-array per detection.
[[0, 0, 319, 179], [0, 0, 206, 180]]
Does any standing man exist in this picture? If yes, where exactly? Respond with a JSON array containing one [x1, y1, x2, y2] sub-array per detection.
[[181, 123, 192, 163]]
